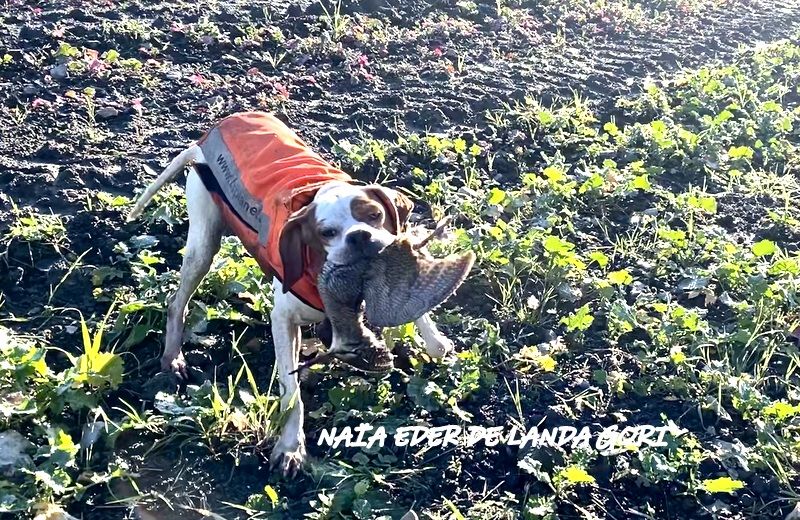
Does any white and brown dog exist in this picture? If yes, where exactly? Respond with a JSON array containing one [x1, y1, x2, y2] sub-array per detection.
[[127, 112, 453, 475]]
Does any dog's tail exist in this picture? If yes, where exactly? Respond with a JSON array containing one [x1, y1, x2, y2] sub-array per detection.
[[127, 145, 201, 222]]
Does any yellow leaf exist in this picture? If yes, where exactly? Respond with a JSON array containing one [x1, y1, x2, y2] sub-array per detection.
[[763, 401, 800, 421], [752, 239, 777, 257], [588, 251, 609, 268], [559, 466, 595, 484], [80, 315, 93, 355], [53, 429, 78, 457], [74, 350, 124, 389], [487, 188, 506, 205], [543, 166, 565, 183], [264, 485, 279, 506], [701, 477, 744, 493], [537, 355, 557, 372], [443, 498, 466, 520], [608, 269, 633, 285], [671, 351, 686, 364], [630, 174, 651, 191], [20, 346, 50, 377]]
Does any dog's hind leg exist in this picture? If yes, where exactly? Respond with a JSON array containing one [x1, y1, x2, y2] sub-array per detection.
[[162, 168, 224, 377]]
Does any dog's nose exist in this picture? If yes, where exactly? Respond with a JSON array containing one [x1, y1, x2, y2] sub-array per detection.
[[346, 230, 385, 257], [346, 230, 372, 248]]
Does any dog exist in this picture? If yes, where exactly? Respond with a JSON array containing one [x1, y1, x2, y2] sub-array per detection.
[[127, 112, 454, 475]]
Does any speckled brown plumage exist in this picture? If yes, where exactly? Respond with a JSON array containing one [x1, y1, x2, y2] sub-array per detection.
[[299, 236, 474, 374], [363, 238, 475, 328]]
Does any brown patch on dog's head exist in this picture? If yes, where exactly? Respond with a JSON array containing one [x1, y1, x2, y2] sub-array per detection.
[[361, 186, 414, 235], [350, 195, 387, 230], [279, 203, 326, 293]]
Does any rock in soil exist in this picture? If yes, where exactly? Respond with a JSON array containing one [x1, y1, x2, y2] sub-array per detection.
[[0, 430, 33, 477]]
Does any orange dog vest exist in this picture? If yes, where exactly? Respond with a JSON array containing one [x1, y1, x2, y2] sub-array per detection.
[[195, 112, 352, 311]]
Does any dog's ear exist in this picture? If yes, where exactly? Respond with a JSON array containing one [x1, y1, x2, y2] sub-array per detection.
[[393, 191, 414, 231], [363, 186, 414, 235], [279, 204, 316, 293]]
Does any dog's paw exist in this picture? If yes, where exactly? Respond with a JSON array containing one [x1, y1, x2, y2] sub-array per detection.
[[424, 335, 454, 358], [270, 441, 306, 477], [161, 352, 188, 379]]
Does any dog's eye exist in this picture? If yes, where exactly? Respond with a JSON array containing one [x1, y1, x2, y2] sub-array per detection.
[[320, 228, 338, 239], [369, 212, 381, 221]]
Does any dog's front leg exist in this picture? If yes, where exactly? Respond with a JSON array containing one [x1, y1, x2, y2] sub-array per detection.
[[269, 285, 307, 476], [415, 313, 454, 358]]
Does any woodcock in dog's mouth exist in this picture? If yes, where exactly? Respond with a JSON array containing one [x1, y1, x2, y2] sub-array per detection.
[[297, 229, 475, 374]]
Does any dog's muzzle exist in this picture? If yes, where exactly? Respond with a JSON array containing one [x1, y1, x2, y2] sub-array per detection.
[[345, 230, 386, 258]]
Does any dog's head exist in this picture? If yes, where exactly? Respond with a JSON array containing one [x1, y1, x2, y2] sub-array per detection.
[[278, 182, 413, 293]]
